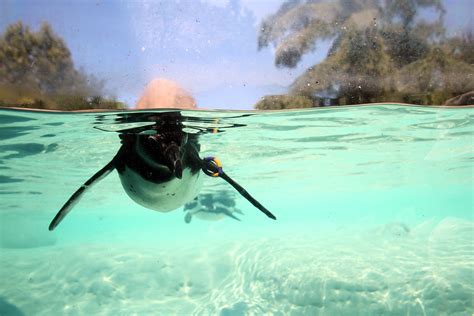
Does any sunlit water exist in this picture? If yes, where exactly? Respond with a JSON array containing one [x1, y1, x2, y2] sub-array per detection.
[[0, 105, 473, 315]]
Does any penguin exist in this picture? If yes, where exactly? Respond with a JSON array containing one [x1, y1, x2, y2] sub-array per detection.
[[183, 191, 243, 223], [48, 112, 275, 231]]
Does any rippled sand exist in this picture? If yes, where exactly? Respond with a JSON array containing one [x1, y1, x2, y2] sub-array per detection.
[[1, 217, 472, 315]]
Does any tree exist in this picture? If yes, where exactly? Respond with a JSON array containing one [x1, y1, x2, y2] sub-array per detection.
[[258, 0, 382, 68], [292, 26, 393, 104], [0, 21, 123, 110], [257, 0, 473, 106], [0, 22, 36, 87]]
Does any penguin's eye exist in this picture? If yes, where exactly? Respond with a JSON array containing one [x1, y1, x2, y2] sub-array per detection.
[[147, 135, 162, 143]]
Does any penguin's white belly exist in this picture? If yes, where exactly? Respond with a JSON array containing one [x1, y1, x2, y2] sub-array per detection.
[[118, 166, 203, 212]]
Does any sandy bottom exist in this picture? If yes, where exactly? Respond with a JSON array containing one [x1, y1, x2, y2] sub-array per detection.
[[0, 217, 473, 316]]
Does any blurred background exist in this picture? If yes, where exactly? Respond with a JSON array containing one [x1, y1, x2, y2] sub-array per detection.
[[0, 0, 472, 110]]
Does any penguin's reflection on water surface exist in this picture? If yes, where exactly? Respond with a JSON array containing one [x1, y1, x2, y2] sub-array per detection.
[[49, 111, 275, 231]]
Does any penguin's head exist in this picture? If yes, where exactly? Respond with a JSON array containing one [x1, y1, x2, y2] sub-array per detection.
[[143, 131, 187, 179], [127, 112, 189, 179]]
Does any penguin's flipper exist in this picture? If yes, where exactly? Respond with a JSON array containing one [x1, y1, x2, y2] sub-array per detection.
[[184, 198, 198, 212], [225, 211, 241, 222], [48, 159, 116, 231], [216, 207, 241, 222], [184, 212, 193, 224]]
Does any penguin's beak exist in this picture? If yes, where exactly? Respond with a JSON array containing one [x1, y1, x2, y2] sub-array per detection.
[[164, 143, 183, 179]]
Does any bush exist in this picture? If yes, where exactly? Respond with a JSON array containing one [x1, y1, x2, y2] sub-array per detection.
[[255, 95, 314, 110]]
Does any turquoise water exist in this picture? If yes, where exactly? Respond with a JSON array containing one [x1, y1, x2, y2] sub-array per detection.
[[0, 105, 472, 315]]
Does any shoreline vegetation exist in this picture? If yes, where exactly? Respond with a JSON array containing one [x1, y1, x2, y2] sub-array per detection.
[[1, 0, 473, 111], [254, 0, 473, 110], [254, 90, 474, 110], [0, 22, 125, 111]]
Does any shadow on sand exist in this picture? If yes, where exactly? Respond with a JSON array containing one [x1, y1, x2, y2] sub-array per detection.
[[0, 297, 24, 316]]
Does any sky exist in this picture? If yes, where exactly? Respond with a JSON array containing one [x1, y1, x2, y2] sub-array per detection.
[[1, 0, 473, 110]]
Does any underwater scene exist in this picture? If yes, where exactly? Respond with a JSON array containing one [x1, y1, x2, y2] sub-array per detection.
[[0, 104, 473, 315]]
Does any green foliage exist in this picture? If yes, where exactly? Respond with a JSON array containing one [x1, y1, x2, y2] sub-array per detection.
[[397, 48, 474, 97], [291, 26, 394, 104], [255, 95, 314, 110], [382, 0, 445, 27], [0, 21, 123, 110], [444, 30, 474, 65], [381, 27, 430, 67], [257, 0, 473, 107]]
